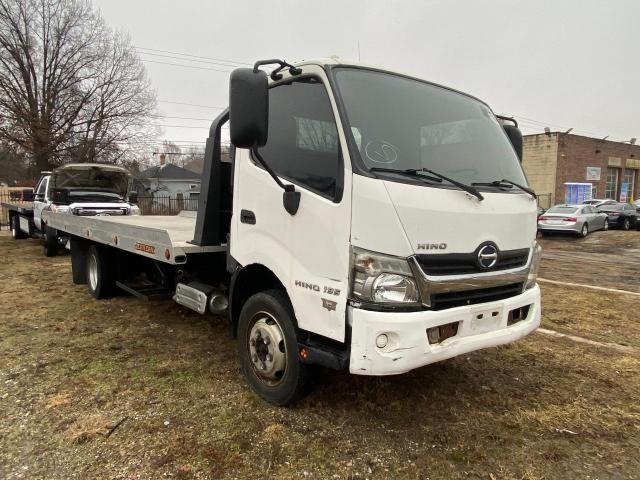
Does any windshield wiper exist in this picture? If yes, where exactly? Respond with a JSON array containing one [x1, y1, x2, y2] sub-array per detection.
[[369, 167, 484, 201], [472, 179, 536, 199], [410, 168, 484, 201], [369, 167, 443, 184]]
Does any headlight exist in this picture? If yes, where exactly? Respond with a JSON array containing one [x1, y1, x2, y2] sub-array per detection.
[[525, 242, 542, 290], [51, 205, 71, 214], [129, 205, 141, 216], [351, 247, 420, 304]]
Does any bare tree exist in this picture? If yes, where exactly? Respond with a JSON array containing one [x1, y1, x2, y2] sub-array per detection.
[[0, 0, 156, 173]]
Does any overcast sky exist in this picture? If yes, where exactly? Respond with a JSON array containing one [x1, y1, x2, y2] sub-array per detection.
[[95, 0, 640, 155]]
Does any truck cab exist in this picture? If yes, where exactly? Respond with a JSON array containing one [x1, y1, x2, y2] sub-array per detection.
[[226, 58, 540, 396]]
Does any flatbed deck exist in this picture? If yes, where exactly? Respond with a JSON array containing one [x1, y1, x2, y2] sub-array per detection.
[[43, 210, 225, 265], [1, 201, 34, 216]]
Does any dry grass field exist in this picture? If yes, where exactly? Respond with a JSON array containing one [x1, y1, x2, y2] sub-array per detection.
[[1, 230, 638, 479]]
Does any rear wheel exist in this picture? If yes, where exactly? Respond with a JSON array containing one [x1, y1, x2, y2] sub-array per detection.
[[86, 245, 115, 299], [622, 218, 630, 231], [580, 223, 588, 238], [237, 290, 310, 406], [603, 219, 609, 231], [42, 225, 58, 257], [11, 215, 27, 239]]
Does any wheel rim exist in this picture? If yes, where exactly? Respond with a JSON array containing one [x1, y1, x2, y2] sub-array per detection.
[[624, 219, 629, 230], [88, 254, 98, 291], [604, 220, 608, 230], [247, 311, 287, 386], [582, 224, 588, 236]]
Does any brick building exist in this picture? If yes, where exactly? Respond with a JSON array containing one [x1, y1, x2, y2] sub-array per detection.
[[522, 132, 640, 207]]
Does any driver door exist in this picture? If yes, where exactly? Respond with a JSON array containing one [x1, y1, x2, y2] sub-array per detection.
[[232, 66, 352, 342], [33, 176, 50, 231]]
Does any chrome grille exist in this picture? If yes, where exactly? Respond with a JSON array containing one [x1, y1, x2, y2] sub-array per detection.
[[74, 208, 127, 216], [416, 248, 530, 276], [430, 283, 524, 310]]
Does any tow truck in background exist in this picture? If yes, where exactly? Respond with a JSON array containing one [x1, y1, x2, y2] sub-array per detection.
[[42, 58, 542, 405], [2, 163, 139, 256]]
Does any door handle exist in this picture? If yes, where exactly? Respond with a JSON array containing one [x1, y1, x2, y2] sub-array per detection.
[[240, 209, 256, 225]]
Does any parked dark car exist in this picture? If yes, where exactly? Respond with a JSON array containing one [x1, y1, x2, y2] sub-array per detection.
[[597, 203, 638, 230]]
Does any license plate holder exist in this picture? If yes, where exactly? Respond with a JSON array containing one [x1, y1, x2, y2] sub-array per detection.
[[470, 307, 503, 335]]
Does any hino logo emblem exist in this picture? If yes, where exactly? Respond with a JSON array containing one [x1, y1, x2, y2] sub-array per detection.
[[417, 243, 447, 250], [477, 244, 498, 269]]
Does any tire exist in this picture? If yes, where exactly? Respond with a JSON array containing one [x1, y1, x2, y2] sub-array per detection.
[[622, 218, 630, 231], [603, 219, 609, 231], [237, 289, 310, 406], [42, 225, 58, 257], [86, 244, 115, 299], [11, 215, 27, 239], [70, 236, 88, 285], [580, 223, 588, 238]]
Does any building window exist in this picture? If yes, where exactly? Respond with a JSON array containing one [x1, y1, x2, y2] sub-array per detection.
[[621, 169, 636, 201], [605, 167, 618, 199]]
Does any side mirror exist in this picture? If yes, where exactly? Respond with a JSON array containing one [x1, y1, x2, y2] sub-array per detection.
[[128, 191, 139, 204], [504, 125, 523, 162], [229, 68, 269, 148]]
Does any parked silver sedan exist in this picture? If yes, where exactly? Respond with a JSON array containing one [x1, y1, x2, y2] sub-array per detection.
[[538, 204, 608, 237]]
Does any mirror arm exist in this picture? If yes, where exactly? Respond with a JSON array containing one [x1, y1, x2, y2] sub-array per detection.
[[251, 147, 300, 215], [251, 148, 287, 190]]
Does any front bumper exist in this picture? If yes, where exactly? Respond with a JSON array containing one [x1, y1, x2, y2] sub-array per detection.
[[348, 285, 540, 375]]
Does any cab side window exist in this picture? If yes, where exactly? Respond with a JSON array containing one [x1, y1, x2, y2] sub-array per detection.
[[36, 178, 48, 200], [258, 77, 341, 200]]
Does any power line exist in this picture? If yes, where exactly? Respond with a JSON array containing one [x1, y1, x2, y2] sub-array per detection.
[[137, 50, 243, 69], [152, 115, 213, 121], [158, 100, 225, 110], [141, 58, 233, 73], [135, 46, 251, 66]]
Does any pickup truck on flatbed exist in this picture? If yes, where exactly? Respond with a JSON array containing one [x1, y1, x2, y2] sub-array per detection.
[[3, 163, 140, 256]]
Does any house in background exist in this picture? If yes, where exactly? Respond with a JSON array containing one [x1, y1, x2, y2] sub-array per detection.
[[136, 155, 202, 213], [137, 155, 201, 197]]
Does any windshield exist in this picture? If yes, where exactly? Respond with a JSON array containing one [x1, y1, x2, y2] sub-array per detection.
[[600, 204, 623, 211], [547, 206, 579, 214], [51, 166, 130, 201], [334, 68, 527, 187]]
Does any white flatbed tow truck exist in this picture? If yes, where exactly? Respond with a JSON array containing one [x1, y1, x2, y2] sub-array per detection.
[[43, 58, 542, 405]]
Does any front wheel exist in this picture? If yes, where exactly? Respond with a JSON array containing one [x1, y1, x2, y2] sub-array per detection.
[[42, 225, 58, 257], [237, 290, 310, 406], [603, 219, 609, 231], [580, 223, 588, 238], [622, 218, 630, 231]]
